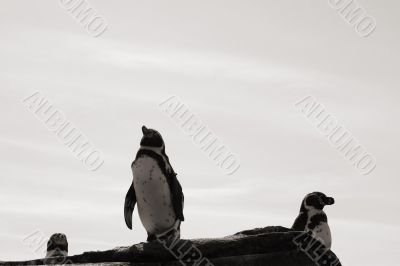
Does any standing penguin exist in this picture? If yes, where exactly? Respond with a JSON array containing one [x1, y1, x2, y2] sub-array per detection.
[[124, 126, 184, 242], [292, 192, 335, 249]]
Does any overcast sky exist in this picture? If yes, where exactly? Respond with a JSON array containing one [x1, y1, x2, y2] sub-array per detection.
[[0, 1, 399, 265]]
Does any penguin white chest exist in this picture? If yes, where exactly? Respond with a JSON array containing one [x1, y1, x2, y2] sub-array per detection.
[[132, 156, 176, 235], [308, 220, 332, 249], [311, 222, 331, 249]]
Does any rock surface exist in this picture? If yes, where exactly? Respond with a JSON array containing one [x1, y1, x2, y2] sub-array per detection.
[[0, 226, 341, 266]]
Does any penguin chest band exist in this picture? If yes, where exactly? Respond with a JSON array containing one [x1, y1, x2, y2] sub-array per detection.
[[132, 156, 176, 234]]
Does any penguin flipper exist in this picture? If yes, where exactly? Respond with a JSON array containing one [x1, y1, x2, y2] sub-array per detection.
[[124, 183, 137, 230], [292, 212, 307, 231], [169, 173, 184, 221]]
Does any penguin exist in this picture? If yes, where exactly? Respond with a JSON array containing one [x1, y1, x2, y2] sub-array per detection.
[[124, 126, 184, 242], [45, 233, 68, 258], [292, 192, 335, 249]]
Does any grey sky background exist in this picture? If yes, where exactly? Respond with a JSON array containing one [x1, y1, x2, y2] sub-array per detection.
[[0, 0, 399, 265]]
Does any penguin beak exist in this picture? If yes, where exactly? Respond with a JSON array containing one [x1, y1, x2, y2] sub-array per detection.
[[323, 196, 335, 205], [142, 125, 150, 135]]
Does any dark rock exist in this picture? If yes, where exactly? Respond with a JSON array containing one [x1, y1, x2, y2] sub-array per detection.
[[0, 226, 341, 266]]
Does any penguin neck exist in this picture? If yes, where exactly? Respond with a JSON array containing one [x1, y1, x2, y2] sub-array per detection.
[[303, 206, 325, 216], [138, 145, 173, 174], [139, 145, 165, 156], [301, 201, 325, 214]]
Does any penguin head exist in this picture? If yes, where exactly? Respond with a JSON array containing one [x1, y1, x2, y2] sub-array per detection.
[[301, 192, 335, 211], [140, 125, 165, 148], [49, 233, 67, 244], [47, 233, 68, 251]]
